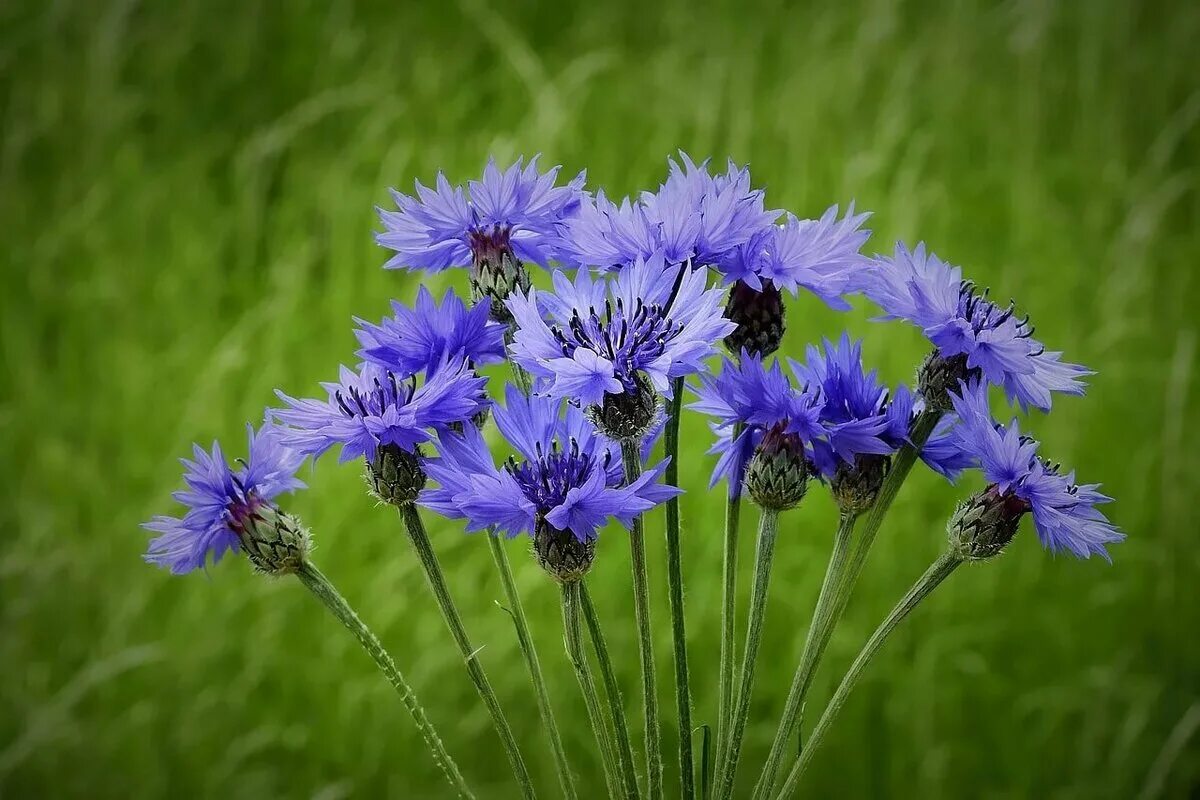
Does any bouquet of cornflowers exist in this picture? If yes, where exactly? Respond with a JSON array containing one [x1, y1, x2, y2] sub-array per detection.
[[144, 155, 1124, 799]]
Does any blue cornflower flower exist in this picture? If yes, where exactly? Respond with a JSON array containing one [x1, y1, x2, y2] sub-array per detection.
[[790, 333, 973, 484], [554, 153, 778, 271], [688, 352, 826, 502], [143, 422, 307, 575], [721, 205, 872, 357], [947, 380, 1124, 560], [507, 252, 735, 416], [421, 388, 680, 579], [273, 359, 487, 464], [377, 156, 585, 271], [863, 242, 1091, 411], [354, 286, 506, 377], [377, 157, 586, 321]]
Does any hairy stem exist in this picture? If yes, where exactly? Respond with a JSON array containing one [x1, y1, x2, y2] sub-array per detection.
[[751, 513, 858, 799], [488, 533, 577, 800], [621, 439, 663, 800], [296, 561, 474, 799], [399, 505, 536, 799], [663, 376, 695, 800], [775, 552, 963, 798], [562, 581, 622, 798], [580, 582, 642, 799], [714, 507, 780, 800], [715, 436, 743, 783]]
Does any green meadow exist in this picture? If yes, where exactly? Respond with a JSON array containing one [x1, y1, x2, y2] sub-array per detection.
[[3, 0, 1198, 796]]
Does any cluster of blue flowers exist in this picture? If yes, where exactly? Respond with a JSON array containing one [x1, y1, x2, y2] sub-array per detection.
[[145, 151, 1123, 571]]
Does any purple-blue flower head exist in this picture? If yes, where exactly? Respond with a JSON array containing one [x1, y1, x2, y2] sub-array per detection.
[[718, 205, 872, 307], [506, 253, 736, 407], [864, 242, 1092, 411], [376, 156, 586, 272], [948, 380, 1124, 560], [554, 153, 778, 271], [143, 423, 306, 575], [790, 333, 971, 481], [421, 387, 681, 544], [688, 352, 826, 499], [273, 359, 488, 464], [354, 286, 506, 377]]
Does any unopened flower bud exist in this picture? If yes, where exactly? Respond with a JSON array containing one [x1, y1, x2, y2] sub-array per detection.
[[533, 518, 596, 583], [745, 424, 809, 511], [831, 454, 891, 515], [469, 226, 531, 324], [230, 499, 311, 575], [946, 486, 1026, 561], [367, 444, 427, 507], [589, 371, 659, 442], [917, 351, 981, 412], [723, 279, 786, 358]]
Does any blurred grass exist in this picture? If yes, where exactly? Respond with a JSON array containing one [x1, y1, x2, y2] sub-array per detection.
[[2, 0, 1199, 797]]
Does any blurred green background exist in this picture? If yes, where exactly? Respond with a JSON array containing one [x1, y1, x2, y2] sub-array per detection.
[[3, 0, 1199, 797]]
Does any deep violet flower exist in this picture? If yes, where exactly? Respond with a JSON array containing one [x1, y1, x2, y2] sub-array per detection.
[[273, 359, 488, 464], [790, 333, 973, 482], [421, 387, 680, 578], [376, 156, 585, 272], [863, 242, 1091, 411], [947, 380, 1124, 560], [506, 253, 735, 408], [143, 423, 307, 575], [354, 286, 506, 377], [688, 352, 827, 500], [720, 206, 872, 357], [553, 153, 778, 271]]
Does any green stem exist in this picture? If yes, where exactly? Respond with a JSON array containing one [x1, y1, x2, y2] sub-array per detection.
[[775, 552, 963, 798], [663, 376, 695, 800], [751, 513, 858, 799], [399, 505, 536, 799], [487, 533, 577, 800], [826, 410, 942, 630], [295, 561, 474, 799], [713, 507, 780, 800], [714, 448, 743, 787], [562, 581, 622, 799], [620, 439, 664, 800], [580, 582, 642, 799]]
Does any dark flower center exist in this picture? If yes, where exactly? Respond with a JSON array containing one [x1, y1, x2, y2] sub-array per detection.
[[467, 224, 514, 265], [549, 296, 683, 392], [334, 371, 415, 419], [505, 438, 611, 512], [956, 281, 1041, 355]]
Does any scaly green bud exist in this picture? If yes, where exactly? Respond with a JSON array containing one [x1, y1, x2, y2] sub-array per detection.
[[723, 278, 786, 358], [231, 499, 311, 575], [533, 518, 596, 583], [367, 444, 427, 507], [468, 227, 531, 324], [917, 350, 981, 411], [831, 454, 891, 515], [745, 425, 809, 511], [588, 371, 660, 443], [946, 486, 1026, 561]]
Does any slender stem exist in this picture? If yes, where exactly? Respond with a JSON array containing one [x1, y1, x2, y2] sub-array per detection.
[[713, 507, 780, 800], [714, 438, 743, 786], [562, 581, 622, 799], [775, 552, 963, 798], [295, 561, 474, 799], [832, 410, 943, 621], [398, 505, 536, 799], [663, 376, 695, 800], [580, 582, 642, 799], [621, 439, 664, 800], [751, 513, 858, 799], [487, 533, 577, 800]]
